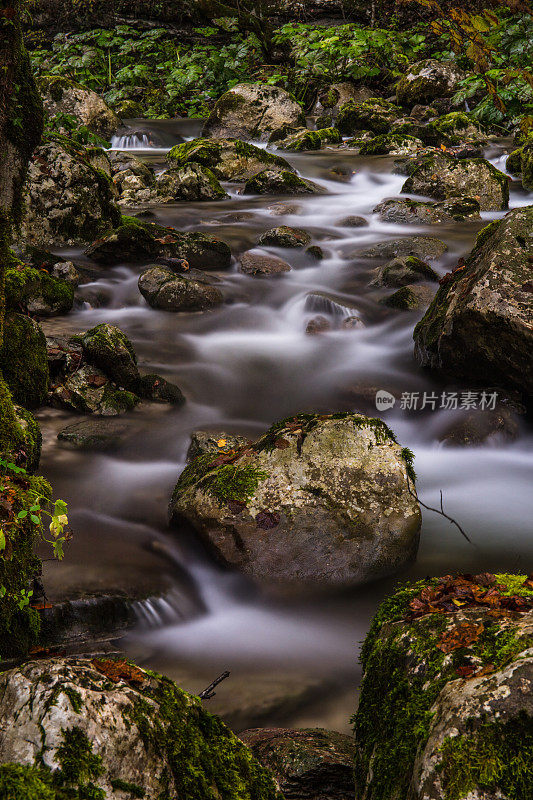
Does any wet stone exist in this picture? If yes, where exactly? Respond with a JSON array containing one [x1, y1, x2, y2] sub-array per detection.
[[240, 250, 292, 276]]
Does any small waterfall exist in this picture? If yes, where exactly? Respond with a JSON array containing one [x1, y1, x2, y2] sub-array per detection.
[[110, 131, 156, 149], [304, 292, 360, 319]]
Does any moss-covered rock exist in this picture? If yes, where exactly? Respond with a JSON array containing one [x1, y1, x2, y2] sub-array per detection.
[[354, 573, 533, 800], [396, 59, 464, 105], [80, 323, 139, 391], [0, 658, 282, 799], [5, 260, 74, 316], [85, 216, 232, 270], [19, 139, 121, 247], [382, 283, 434, 311], [258, 226, 311, 248], [422, 112, 486, 146], [108, 150, 156, 205], [138, 266, 224, 312], [37, 75, 121, 139], [169, 412, 421, 597], [243, 169, 326, 196], [506, 146, 523, 176], [371, 256, 438, 288], [155, 163, 228, 202], [241, 727, 356, 799], [167, 137, 294, 182], [273, 127, 342, 152], [401, 152, 509, 211], [0, 313, 49, 408], [355, 236, 447, 261], [51, 363, 139, 416], [521, 139, 533, 190], [374, 196, 480, 225], [360, 133, 423, 156], [336, 98, 402, 135], [414, 206, 533, 397], [0, 764, 55, 799], [202, 82, 305, 140]]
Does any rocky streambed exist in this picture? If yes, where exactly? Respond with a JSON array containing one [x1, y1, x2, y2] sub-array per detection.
[[1, 69, 532, 799]]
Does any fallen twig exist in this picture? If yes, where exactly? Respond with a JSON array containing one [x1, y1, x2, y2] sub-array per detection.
[[407, 475, 473, 545], [199, 671, 230, 700]]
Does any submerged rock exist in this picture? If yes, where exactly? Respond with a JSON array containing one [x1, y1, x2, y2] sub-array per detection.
[[57, 418, 132, 451], [0, 658, 281, 800], [395, 59, 465, 105], [439, 405, 520, 447], [38, 75, 121, 138], [203, 82, 305, 140], [242, 727, 356, 800], [382, 284, 434, 311], [243, 169, 326, 196], [167, 137, 294, 182], [374, 196, 480, 225], [356, 236, 447, 261], [169, 412, 421, 597], [85, 216, 232, 270], [371, 256, 438, 288], [138, 266, 224, 311], [401, 152, 509, 211], [258, 226, 312, 248], [20, 140, 121, 247], [240, 251, 292, 276], [354, 573, 533, 800], [414, 206, 533, 397]]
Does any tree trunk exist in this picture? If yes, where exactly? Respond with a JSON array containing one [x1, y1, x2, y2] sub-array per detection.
[[0, 0, 43, 452]]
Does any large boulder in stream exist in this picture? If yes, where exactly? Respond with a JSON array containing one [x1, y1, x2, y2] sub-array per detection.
[[336, 98, 402, 135], [401, 152, 509, 211], [167, 137, 294, 182], [241, 727, 356, 800], [20, 140, 121, 247], [37, 76, 121, 138], [243, 169, 325, 196], [0, 658, 281, 800], [169, 413, 421, 597], [374, 196, 480, 225], [354, 572, 533, 800], [202, 82, 305, 140], [139, 266, 224, 311], [395, 59, 465, 105], [414, 206, 533, 398], [85, 216, 232, 269]]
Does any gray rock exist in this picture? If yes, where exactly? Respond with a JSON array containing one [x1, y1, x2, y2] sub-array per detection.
[[138, 266, 224, 311], [414, 206, 533, 396], [372, 256, 438, 287], [80, 323, 139, 390], [356, 236, 447, 261], [203, 82, 305, 140], [169, 412, 421, 597], [306, 315, 332, 335], [187, 430, 252, 461], [360, 133, 423, 156], [336, 216, 368, 227], [155, 164, 228, 202], [244, 169, 326, 196], [57, 418, 131, 451], [337, 98, 403, 135], [382, 284, 435, 311], [258, 226, 312, 248], [167, 137, 294, 182], [374, 196, 481, 225], [38, 76, 121, 138], [240, 250, 292, 276], [51, 261, 81, 286], [50, 364, 139, 416], [395, 59, 465, 105]]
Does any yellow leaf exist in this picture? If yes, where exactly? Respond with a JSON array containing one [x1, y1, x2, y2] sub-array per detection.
[[217, 439, 227, 448]]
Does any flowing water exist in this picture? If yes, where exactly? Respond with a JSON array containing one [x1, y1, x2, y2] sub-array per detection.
[[38, 120, 533, 732]]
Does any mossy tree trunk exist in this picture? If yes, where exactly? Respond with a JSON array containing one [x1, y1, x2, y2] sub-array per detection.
[[0, 0, 43, 453]]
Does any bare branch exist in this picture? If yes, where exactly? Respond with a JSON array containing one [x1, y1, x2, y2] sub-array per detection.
[[407, 475, 473, 545], [199, 671, 231, 700]]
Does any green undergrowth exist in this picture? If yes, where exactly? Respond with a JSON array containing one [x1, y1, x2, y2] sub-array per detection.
[[354, 574, 533, 800]]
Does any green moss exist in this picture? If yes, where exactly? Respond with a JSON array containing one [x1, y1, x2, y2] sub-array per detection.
[[123, 670, 281, 800], [0, 764, 55, 800], [354, 574, 533, 800], [53, 727, 105, 799], [167, 137, 289, 174], [337, 99, 401, 135], [0, 312, 49, 408], [110, 778, 146, 798], [438, 716, 533, 800], [521, 140, 533, 190], [176, 455, 267, 506], [495, 573, 533, 596], [360, 134, 420, 155], [5, 261, 74, 314], [423, 112, 484, 146], [506, 147, 523, 175]]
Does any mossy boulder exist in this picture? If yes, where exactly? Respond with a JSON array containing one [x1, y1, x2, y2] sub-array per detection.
[[0, 658, 282, 799], [414, 206, 533, 397], [396, 59, 465, 105], [202, 82, 305, 140], [155, 164, 228, 202], [360, 133, 423, 156], [273, 127, 342, 152], [138, 266, 224, 312], [85, 216, 232, 270], [521, 140, 533, 190], [50, 363, 139, 416], [169, 412, 421, 597], [422, 112, 486, 146], [38, 75, 120, 138], [382, 284, 434, 311], [12, 405, 42, 474], [243, 169, 326, 196], [374, 196, 480, 225], [20, 139, 121, 247], [79, 323, 139, 391], [241, 727, 356, 800], [355, 236, 447, 261], [336, 98, 402, 135], [401, 152, 509, 211], [354, 573, 533, 800], [167, 137, 294, 182], [371, 256, 438, 288], [108, 150, 156, 205], [0, 313, 49, 409], [506, 146, 523, 176], [5, 261, 74, 316], [258, 226, 311, 248]]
